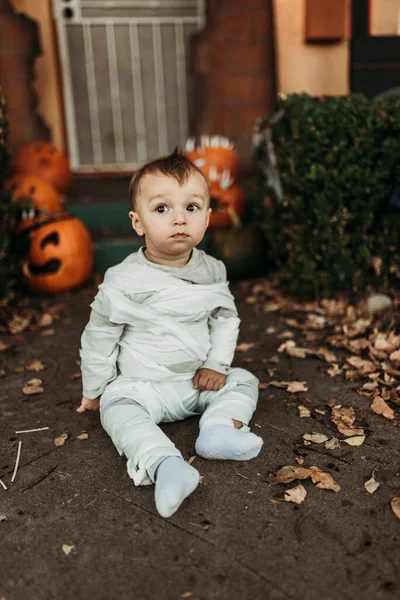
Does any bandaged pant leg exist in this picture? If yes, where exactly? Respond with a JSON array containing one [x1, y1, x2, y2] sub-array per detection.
[[100, 396, 182, 487], [198, 367, 259, 430], [195, 368, 262, 460]]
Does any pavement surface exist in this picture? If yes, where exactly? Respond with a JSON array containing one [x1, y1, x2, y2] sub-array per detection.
[[0, 279, 399, 600]]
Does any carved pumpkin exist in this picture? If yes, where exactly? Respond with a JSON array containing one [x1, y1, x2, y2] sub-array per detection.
[[22, 216, 94, 293], [6, 175, 63, 231], [185, 135, 239, 187], [208, 184, 246, 229], [12, 142, 72, 195], [207, 227, 267, 281]]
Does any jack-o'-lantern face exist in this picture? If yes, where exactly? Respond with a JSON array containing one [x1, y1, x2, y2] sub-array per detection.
[[185, 135, 239, 188], [208, 184, 246, 229], [22, 216, 94, 294], [12, 142, 72, 195], [6, 175, 63, 231]]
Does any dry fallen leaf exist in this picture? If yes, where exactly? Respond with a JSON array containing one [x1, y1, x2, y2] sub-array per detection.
[[391, 498, 400, 519], [295, 456, 305, 465], [343, 435, 365, 446], [0, 340, 10, 352], [327, 363, 342, 377], [62, 544, 75, 556], [236, 342, 256, 352], [331, 405, 364, 437], [22, 378, 44, 395], [70, 372, 82, 380], [309, 466, 340, 493], [371, 396, 395, 420], [287, 381, 308, 393], [26, 359, 45, 372], [54, 433, 68, 447], [389, 350, 400, 364], [76, 432, 88, 440], [364, 470, 380, 495], [41, 328, 55, 336], [325, 437, 341, 450], [267, 465, 340, 492], [303, 433, 329, 444], [37, 313, 53, 327], [267, 465, 312, 484], [298, 405, 311, 418], [284, 484, 307, 505]]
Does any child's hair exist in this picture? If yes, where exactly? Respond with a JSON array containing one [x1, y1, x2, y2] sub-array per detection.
[[129, 147, 208, 210]]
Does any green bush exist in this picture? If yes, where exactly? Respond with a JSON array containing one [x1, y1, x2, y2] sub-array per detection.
[[0, 90, 22, 300], [254, 93, 400, 298]]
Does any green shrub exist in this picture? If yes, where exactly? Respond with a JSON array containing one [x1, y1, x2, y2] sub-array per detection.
[[254, 93, 400, 298], [0, 90, 22, 300]]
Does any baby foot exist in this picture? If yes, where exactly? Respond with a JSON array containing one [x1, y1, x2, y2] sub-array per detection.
[[195, 425, 263, 461], [155, 457, 200, 518]]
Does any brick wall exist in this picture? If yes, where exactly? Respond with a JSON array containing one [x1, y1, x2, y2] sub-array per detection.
[[0, 0, 49, 155], [191, 0, 276, 172]]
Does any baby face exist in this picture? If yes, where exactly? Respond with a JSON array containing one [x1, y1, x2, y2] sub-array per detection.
[[129, 171, 211, 263]]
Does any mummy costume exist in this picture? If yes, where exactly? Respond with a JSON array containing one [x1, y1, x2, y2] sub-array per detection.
[[80, 247, 260, 486]]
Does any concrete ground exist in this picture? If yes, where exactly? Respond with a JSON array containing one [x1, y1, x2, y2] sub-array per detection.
[[0, 280, 399, 600]]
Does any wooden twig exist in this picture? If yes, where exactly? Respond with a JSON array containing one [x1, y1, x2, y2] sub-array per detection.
[[11, 441, 22, 483], [15, 427, 49, 434], [19, 465, 57, 492], [0, 478, 8, 491]]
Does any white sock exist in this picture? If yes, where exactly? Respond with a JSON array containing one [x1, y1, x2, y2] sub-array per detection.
[[195, 424, 263, 461], [154, 457, 200, 518]]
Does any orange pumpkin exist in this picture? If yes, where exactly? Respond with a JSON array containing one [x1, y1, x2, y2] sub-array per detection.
[[12, 142, 72, 195], [22, 216, 94, 294], [6, 175, 63, 231], [208, 184, 246, 229], [185, 135, 239, 187]]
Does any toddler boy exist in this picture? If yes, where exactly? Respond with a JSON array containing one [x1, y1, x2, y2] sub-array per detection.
[[78, 149, 263, 518]]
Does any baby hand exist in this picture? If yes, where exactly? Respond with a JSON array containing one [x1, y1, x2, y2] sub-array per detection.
[[193, 368, 226, 391], [76, 395, 100, 413]]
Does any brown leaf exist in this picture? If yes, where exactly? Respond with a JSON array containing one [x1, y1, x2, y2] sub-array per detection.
[[331, 405, 364, 437], [236, 342, 256, 352], [267, 465, 312, 484], [0, 340, 10, 352], [391, 498, 400, 519], [62, 544, 75, 556], [370, 396, 395, 420], [54, 433, 68, 447], [8, 314, 31, 335], [390, 350, 400, 364], [76, 432, 88, 440], [37, 313, 54, 328], [70, 372, 82, 380], [327, 363, 342, 377], [284, 484, 307, 504], [298, 405, 311, 418], [26, 359, 45, 372], [287, 381, 308, 393], [303, 433, 329, 444], [309, 466, 340, 492], [22, 378, 44, 395], [40, 328, 55, 336], [364, 470, 380, 494]]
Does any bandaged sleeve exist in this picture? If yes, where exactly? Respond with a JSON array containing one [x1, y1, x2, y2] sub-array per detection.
[[201, 260, 240, 374], [80, 309, 124, 399]]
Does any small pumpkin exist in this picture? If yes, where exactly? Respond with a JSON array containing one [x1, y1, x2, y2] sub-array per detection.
[[6, 175, 63, 231], [208, 184, 246, 229], [12, 142, 72, 195], [207, 227, 268, 281], [22, 216, 94, 293]]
